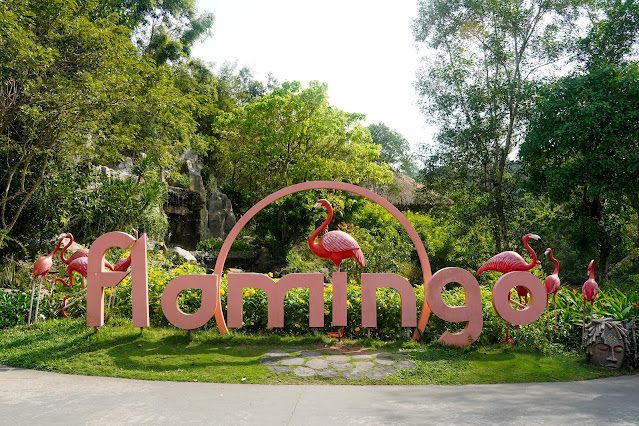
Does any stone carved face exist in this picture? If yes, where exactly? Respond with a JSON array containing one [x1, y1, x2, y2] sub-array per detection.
[[587, 332, 625, 369]]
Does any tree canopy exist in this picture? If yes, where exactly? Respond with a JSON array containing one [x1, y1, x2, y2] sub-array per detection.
[[211, 81, 392, 200]]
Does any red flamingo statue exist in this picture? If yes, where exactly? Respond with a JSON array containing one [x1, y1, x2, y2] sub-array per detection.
[[582, 260, 598, 325], [544, 248, 561, 315], [28, 235, 66, 324], [308, 199, 365, 272], [477, 233, 541, 342]]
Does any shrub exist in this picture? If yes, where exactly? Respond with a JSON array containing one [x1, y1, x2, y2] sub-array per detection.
[[0, 291, 29, 328]]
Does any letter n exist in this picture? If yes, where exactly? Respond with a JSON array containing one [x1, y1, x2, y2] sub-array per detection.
[[227, 273, 324, 328], [361, 273, 417, 328]]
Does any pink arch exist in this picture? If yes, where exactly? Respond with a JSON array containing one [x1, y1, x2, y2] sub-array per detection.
[[212, 181, 432, 337]]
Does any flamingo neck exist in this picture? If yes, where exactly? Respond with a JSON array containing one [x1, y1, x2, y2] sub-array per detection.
[[60, 234, 74, 264], [549, 252, 559, 275], [588, 262, 595, 280], [309, 203, 333, 249], [48, 237, 65, 258], [523, 235, 537, 269]]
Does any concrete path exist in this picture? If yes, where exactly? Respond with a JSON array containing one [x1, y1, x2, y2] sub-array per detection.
[[1, 366, 637, 425]]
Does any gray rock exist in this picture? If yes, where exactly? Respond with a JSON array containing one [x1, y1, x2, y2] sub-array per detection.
[[390, 353, 408, 359], [331, 363, 353, 371], [181, 148, 206, 202], [264, 351, 289, 357], [286, 348, 304, 353], [293, 366, 316, 377], [374, 358, 395, 366], [354, 362, 375, 371], [281, 357, 305, 366], [325, 355, 351, 363], [366, 369, 389, 380], [300, 351, 324, 358], [305, 359, 330, 370], [169, 247, 197, 263], [268, 365, 290, 373], [376, 365, 397, 374], [259, 357, 279, 365], [352, 354, 374, 360], [342, 369, 364, 379], [317, 369, 339, 378], [396, 360, 417, 369], [373, 351, 392, 358]]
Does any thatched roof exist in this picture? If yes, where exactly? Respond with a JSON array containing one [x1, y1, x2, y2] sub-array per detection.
[[368, 172, 453, 211]]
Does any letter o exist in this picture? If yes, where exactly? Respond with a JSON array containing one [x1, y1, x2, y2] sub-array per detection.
[[491, 271, 546, 326]]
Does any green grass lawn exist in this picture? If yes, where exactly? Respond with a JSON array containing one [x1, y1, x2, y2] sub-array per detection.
[[0, 318, 630, 385]]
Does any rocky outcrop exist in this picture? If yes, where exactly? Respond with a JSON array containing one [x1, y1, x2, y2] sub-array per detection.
[[165, 187, 207, 250], [207, 193, 236, 239]]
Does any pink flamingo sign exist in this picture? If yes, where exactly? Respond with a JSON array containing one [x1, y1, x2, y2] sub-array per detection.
[[84, 181, 549, 347]]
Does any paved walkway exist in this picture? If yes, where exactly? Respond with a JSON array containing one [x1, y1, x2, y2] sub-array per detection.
[[1, 366, 638, 425]]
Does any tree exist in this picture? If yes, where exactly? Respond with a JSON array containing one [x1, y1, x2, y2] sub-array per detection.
[[413, 0, 582, 252], [210, 81, 392, 200], [520, 0, 639, 281], [95, 0, 215, 65], [521, 64, 639, 280], [0, 0, 197, 249], [367, 123, 416, 176]]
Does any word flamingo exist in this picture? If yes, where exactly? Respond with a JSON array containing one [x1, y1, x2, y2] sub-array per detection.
[[28, 235, 65, 324], [308, 199, 365, 272], [477, 233, 541, 342], [544, 248, 561, 316], [582, 260, 598, 325]]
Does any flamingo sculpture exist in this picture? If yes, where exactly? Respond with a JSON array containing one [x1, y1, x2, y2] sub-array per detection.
[[477, 233, 541, 342], [308, 199, 365, 272], [582, 260, 598, 325], [28, 235, 65, 324], [544, 248, 561, 315]]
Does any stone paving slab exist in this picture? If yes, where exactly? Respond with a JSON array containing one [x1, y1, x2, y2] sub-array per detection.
[[306, 359, 329, 370], [259, 348, 418, 380], [293, 366, 316, 377], [281, 357, 305, 366]]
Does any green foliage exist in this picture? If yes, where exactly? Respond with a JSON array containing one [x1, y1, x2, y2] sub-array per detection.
[[413, 0, 583, 252], [196, 239, 255, 258], [0, 291, 29, 328], [210, 81, 392, 199], [0, 0, 198, 249], [521, 64, 639, 279], [367, 122, 416, 176]]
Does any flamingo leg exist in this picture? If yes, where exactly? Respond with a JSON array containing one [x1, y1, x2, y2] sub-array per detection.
[[108, 286, 119, 309], [33, 276, 44, 323], [553, 293, 557, 321], [62, 289, 87, 318], [28, 277, 37, 325], [590, 301, 594, 322]]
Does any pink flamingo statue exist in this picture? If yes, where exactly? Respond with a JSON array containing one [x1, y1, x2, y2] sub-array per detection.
[[28, 235, 65, 324], [477, 233, 541, 343], [544, 248, 561, 316], [582, 260, 598, 325], [308, 199, 365, 272]]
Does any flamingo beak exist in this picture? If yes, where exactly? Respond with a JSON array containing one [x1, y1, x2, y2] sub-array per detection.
[[544, 248, 550, 256], [530, 234, 541, 240], [313, 202, 321, 209]]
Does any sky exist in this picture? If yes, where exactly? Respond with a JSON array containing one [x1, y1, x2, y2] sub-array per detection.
[[191, 0, 437, 153]]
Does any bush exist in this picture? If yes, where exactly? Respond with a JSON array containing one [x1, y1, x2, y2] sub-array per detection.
[[0, 291, 29, 328]]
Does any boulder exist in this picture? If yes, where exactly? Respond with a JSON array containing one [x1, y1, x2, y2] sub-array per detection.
[[169, 246, 197, 263]]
